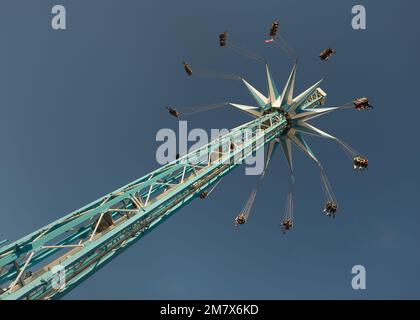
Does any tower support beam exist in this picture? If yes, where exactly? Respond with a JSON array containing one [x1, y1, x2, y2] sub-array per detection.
[[0, 112, 287, 300]]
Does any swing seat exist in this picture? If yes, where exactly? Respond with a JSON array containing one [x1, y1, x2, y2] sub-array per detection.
[[319, 48, 336, 60], [219, 32, 227, 47], [269, 21, 279, 36]]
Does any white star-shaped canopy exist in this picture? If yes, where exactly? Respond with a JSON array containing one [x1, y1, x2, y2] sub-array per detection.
[[229, 62, 339, 173]]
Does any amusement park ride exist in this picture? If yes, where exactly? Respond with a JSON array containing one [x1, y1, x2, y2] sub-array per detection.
[[0, 22, 372, 300]]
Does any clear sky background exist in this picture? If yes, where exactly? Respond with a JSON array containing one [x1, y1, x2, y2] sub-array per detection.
[[0, 0, 419, 299]]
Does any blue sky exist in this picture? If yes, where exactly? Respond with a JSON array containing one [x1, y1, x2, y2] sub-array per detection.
[[0, 0, 419, 299]]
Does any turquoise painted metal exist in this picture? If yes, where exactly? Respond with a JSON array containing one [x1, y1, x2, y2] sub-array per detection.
[[0, 111, 286, 300]]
